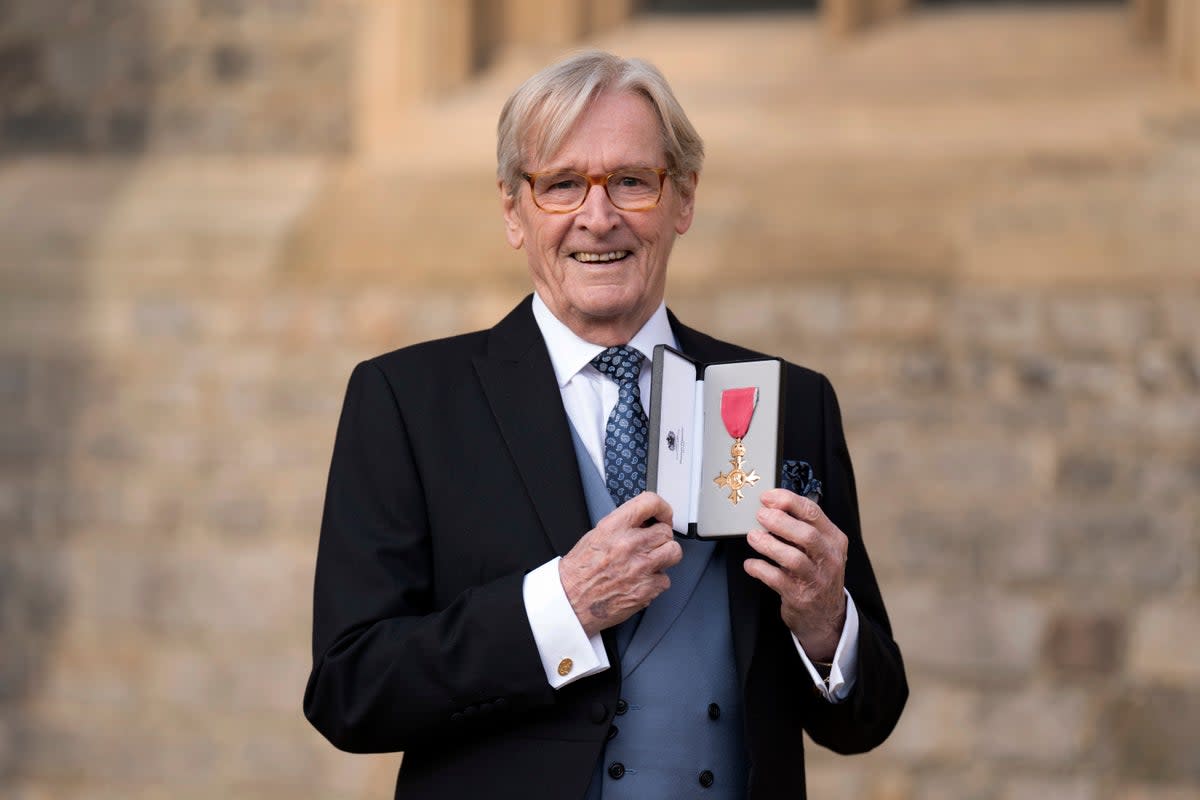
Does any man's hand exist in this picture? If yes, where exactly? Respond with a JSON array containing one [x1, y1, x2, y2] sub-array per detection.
[[559, 492, 682, 637], [744, 488, 848, 662]]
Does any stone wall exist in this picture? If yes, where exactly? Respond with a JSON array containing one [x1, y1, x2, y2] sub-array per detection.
[[0, 0, 356, 154], [2, 4, 1198, 800]]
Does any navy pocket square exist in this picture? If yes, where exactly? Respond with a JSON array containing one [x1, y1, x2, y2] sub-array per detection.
[[780, 459, 823, 503]]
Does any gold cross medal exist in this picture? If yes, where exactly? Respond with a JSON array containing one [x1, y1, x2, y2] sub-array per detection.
[[713, 387, 760, 505]]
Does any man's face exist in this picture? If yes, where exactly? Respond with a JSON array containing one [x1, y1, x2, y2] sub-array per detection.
[[501, 90, 696, 342]]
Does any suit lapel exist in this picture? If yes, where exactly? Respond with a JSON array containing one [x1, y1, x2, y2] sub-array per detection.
[[619, 538, 714, 678], [473, 296, 592, 557], [671, 314, 762, 687]]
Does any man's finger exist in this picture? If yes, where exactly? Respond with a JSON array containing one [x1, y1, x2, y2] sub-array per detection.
[[743, 556, 793, 597], [647, 536, 683, 571], [746, 528, 814, 577], [754, 505, 821, 556], [761, 488, 826, 525], [619, 491, 674, 529]]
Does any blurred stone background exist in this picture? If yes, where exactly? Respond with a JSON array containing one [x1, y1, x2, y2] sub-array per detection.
[[2, 0, 1198, 798]]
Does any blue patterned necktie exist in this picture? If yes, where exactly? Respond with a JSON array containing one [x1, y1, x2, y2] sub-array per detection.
[[591, 346, 649, 506]]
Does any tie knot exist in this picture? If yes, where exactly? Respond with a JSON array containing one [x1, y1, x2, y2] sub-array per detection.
[[590, 346, 643, 386]]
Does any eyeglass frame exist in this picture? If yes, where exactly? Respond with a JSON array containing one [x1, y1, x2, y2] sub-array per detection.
[[520, 166, 673, 213]]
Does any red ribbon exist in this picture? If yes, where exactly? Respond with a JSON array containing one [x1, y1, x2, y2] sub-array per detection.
[[720, 387, 758, 439]]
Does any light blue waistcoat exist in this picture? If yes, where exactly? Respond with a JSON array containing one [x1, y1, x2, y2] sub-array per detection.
[[568, 424, 748, 800]]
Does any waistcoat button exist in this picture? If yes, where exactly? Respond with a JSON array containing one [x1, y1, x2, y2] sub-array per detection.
[[699, 769, 714, 788], [615, 698, 629, 715], [607, 724, 619, 741], [608, 762, 626, 780], [707, 702, 720, 720]]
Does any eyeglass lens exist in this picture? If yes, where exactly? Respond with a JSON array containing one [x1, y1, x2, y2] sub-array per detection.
[[531, 168, 663, 211]]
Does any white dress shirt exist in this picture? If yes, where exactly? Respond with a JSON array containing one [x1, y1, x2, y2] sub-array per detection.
[[521, 293, 859, 701]]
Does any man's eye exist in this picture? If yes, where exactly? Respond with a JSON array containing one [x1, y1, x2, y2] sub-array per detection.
[[541, 175, 584, 193], [615, 175, 648, 188]]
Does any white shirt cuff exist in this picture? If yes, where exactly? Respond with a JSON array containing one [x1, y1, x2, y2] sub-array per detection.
[[792, 588, 860, 703], [522, 557, 610, 689]]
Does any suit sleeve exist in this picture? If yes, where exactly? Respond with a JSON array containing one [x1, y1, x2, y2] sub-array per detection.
[[797, 374, 908, 753], [303, 361, 557, 753]]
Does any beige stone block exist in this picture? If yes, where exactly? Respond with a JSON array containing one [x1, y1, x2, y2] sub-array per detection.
[[149, 542, 313, 637], [1161, 291, 1200, 344], [1054, 356, 1140, 403], [980, 688, 1091, 765], [999, 777, 1097, 800], [505, 0, 585, 46], [887, 682, 978, 763], [977, 507, 1057, 584], [1132, 0, 1167, 41], [823, 0, 869, 37], [848, 284, 941, 341], [868, 771, 915, 800], [952, 290, 1044, 350], [960, 177, 1140, 289], [1106, 687, 1200, 784], [1167, 0, 1200, 85], [870, 0, 913, 22], [800, 759, 868, 798], [1048, 296, 1155, 354], [1115, 786, 1200, 800], [887, 583, 1047, 678], [1128, 147, 1200, 284], [1043, 611, 1126, 676], [911, 764, 997, 800], [31, 639, 148, 720], [59, 543, 162, 630], [873, 431, 1054, 503], [588, 0, 635, 33], [1052, 503, 1188, 592], [19, 716, 222, 786], [1129, 597, 1200, 685], [766, 285, 849, 341], [149, 641, 309, 716]]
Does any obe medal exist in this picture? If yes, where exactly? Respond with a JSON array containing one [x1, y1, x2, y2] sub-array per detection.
[[713, 386, 760, 505]]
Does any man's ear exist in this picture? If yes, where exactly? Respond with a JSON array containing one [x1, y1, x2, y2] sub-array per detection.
[[674, 171, 699, 236], [499, 180, 524, 250]]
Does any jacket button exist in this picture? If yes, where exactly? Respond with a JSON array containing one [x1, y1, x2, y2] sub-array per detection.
[[699, 769, 714, 788], [493, 697, 508, 710], [707, 702, 720, 720], [608, 762, 625, 780], [463, 705, 477, 717], [607, 724, 619, 741], [615, 698, 629, 715], [450, 712, 463, 723], [589, 701, 608, 724]]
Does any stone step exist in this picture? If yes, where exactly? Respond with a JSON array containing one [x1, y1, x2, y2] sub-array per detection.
[[285, 5, 1199, 290]]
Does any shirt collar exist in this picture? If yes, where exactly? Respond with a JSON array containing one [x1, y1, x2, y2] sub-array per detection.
[[531, 292, 678, 387]]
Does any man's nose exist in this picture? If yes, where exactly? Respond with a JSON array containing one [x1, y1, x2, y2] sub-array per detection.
[[575, 182, 621, 230]]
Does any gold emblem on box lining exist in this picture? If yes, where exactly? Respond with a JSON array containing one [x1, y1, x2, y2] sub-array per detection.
[[713, 438, 759, 505]]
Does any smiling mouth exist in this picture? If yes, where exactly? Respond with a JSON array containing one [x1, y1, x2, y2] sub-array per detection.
[[571, 250, 631, 263]]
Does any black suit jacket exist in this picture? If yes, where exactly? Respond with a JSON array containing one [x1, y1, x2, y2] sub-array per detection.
[[304, 296, 907, 799]]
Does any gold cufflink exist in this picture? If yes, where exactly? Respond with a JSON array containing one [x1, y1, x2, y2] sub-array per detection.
[[557, 658, 573, 676]]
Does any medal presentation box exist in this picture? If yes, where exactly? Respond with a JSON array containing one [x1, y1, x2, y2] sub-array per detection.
[[646, 345, 784, 539]]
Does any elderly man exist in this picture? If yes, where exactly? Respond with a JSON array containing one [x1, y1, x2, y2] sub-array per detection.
[[304, 51, 906, 799]]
